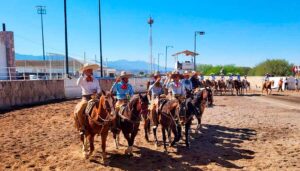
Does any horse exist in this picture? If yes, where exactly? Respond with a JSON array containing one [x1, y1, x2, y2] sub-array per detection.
[[150, 98, 181, 152], [73, 91, 115, 162], [233, 80, 243, 95], [241, 79, 250, 94], [192, 88, 208, 132], [112, 94, 149, 155], [226, 80, 234, 95], [262, 80, 274, 95], [217, 80, 226, 95], [206, 87, 214, 107]]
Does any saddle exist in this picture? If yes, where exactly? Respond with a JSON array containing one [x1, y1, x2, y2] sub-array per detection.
[[84, 99, 99, 116]]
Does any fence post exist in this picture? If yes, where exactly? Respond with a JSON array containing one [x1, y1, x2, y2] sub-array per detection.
[[8, 67, 11, 81]]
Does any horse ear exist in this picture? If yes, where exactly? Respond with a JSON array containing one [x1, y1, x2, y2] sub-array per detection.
[[102, 90, 106, 96]]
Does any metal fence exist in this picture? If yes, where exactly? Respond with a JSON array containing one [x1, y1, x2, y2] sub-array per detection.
[[0, 66, 70, 80]]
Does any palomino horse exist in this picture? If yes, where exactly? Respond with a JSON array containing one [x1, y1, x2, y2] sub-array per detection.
[[112, 94, 149, 155], [262, 80, 274, 95], [73, 91, 115, 162], [150, 98, 181, 152]]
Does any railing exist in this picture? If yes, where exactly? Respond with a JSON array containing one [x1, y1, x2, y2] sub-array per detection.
[[0, 67, 69, 81]]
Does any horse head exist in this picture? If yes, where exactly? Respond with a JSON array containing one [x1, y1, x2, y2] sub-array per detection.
[[99, 90, 116, 118]]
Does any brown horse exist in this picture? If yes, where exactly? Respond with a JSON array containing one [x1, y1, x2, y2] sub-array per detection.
[[73, 91, 115, 162], [217, 80, 226, 95], [262, 80, 274, 95], [226, 80, 234, 95], [112, 94, 149, 155], [233, 80, 243, 95], [150, 98, 181, 152], [192, 88, 208, 132], [241, 79, 251, 94]]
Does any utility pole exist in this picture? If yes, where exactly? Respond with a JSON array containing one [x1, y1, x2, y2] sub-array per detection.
[[64, 0, 70, 77], [98, 0, 103, 77], [36, 6, 46, 61], [165, 45, 173, 73], [147, 17, 154, 74]]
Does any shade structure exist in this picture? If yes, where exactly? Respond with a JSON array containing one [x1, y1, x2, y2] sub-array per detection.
[[172, 50, 199, 57]]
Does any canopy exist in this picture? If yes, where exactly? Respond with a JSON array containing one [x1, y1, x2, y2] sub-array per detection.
[[172, 50, 199, 57]]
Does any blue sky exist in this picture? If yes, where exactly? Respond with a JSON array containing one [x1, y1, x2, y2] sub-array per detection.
[[1, 0, 300, 67]]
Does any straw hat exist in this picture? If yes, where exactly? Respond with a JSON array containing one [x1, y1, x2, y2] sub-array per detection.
[[153, 71, 162, 77], [119, 71, 133, 78], [79, 63, 100, 72], [171, 71, 182, 79], [183, 70, 192, 77]]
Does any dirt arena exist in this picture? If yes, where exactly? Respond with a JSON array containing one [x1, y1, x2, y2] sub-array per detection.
[[0, 93, 300, 171]]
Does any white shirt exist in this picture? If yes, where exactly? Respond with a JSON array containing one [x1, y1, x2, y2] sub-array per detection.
[[77, 76, 101, 95]]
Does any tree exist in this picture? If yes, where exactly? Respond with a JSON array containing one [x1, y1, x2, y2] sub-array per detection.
[[248, 59, 293, 76]]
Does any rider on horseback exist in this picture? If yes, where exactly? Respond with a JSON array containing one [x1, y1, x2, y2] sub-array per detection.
[[166, 71, 186, 100], [229, 73, 233, 81], [190, 71, 201, 89], [210, 73, 216, 81], [148, 71, 164, 100], [110, 71, 134, 130], [236, 73, 241, 82], [264, 73, 270, 84], [75, 63, 101, 135], [182, 71, 193, 91]]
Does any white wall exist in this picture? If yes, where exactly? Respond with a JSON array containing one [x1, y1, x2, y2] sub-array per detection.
[[0, 40, 7, 80]]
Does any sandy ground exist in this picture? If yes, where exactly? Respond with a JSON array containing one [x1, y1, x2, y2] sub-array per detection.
[[0, 94, 300, 171]]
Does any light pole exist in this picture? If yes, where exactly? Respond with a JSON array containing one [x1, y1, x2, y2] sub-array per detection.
[[36, 6, 46, 61], [98, 0, 103, 77], [147, 17, 154, 74], [64, 0, 70, 78], [165, 45, 173, 73], [157, 53, 163, 72], [194, 31, 205, 70]]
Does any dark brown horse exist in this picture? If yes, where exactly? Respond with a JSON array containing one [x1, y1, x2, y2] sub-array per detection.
[[112, 94, 149, 155], [73, 91, 115, 162], [233, 80, 243, 95], [262, 80, 274, 95], [150, 98, 181, 152], [192, 88, 208, 132]]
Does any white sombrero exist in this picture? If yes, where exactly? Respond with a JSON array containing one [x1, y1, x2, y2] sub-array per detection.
[[119, 71, 133, 78], [79, 63, 100, 72]]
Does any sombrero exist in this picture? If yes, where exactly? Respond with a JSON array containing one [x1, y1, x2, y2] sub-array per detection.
[[119, 71, 133, 78], [171, 71, 182, 79], [151, 71, 162, 77], [79, 63, 100, 72], [183, 70, 192, 77]]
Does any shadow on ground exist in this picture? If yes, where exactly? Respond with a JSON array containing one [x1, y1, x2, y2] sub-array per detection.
[[91, 124, 256, 171]]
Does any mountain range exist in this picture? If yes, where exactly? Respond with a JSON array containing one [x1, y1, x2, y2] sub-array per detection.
[[15, 53, 173, 73]]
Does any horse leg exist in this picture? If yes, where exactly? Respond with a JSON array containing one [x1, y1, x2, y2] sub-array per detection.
[[153, 126, 158, 148], [82, 134, 90, 159], [144, 119, 150, 142], [101, 127, 109, 163], [88, 134, 95, 158], [123, 131, 132, 155], [162, 127, 168, 152], [128, 124, 139, 155], [167, 128, 172, 145], [185, 120, 192, 148], [113, 131, 120, 149]]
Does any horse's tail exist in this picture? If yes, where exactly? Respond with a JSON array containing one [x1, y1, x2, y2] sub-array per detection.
[[73, 101, 88, 131]]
